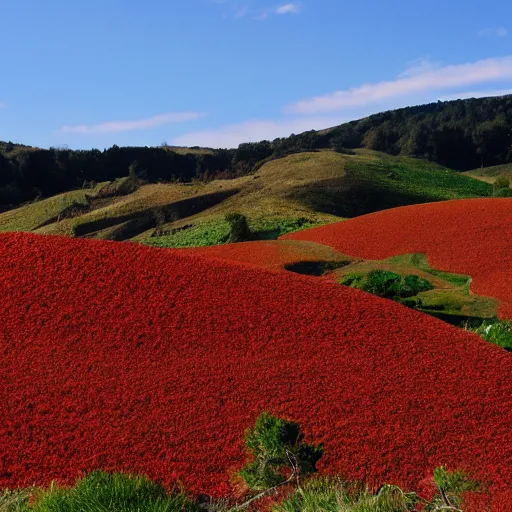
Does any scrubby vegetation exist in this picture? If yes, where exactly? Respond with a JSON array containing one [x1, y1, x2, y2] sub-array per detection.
[[469, 319, 512, 351], [239, 412, 323, 491], [341, 270, 434, 301]]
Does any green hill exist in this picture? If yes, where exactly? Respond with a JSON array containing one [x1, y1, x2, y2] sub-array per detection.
[[0, 150, 492, 247]]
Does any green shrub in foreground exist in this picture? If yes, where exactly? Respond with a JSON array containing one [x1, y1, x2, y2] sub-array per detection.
[[239, 412, 324, 491], [273, 478, 418, 512], [3, 414, 481, 512], [0, 488, 31, 512], [25, 471, 197, 512], [470, 319, 512, 351]]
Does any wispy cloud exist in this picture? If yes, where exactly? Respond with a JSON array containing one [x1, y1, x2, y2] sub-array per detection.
[[172, 116, 342, 148], [61, 112, 204, 135], [438, 88, 512, 101], [478, 27, 508, 38], [285, 56, 512, 115], [275, 3, 301, 14], [0, 102, 6, 109], [213, 1, 302, 20]]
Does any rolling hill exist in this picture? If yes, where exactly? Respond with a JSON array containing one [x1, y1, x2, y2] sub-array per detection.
[[1, 232, 512, 511], [0, 150, 492, 247], [2, 95, 511, 213]]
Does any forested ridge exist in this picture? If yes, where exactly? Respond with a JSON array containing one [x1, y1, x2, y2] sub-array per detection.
[[1, 94, 511, 211]]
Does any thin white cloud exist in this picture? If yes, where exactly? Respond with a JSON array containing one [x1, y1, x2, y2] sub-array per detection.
[[275, 3, 301, 14], [61, 112, 204, 135], [438, 88, 512, 101], [213, 0, 302, 20], [478, 27, 508, 38], [172, 116, 343, 149], [286, 56, 512, 115], [0, 102, 6, 109]]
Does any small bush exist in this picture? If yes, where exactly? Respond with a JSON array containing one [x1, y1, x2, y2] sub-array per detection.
[[402, 275, 435, 296], [225, 213, 252, 243], [426, 466, 480, 511], [239, 412, 323, 491], [400, 297, 422, 309], [470, 319, 512, 351], [341, 270, 434, 301], [363, 270, 403, 298], [26, 471, 197, 512]]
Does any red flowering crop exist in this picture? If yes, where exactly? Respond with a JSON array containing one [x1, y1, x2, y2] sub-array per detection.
[[284, 198, 512, 318], [1, 232, 512, 511], [185, 239, 347, 270]]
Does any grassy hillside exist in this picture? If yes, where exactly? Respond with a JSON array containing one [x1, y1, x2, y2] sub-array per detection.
[[463, 163, 512, 184], [295, 150, 491, 218], [0, 150, 492, 246], [0, 183, 106, 233]]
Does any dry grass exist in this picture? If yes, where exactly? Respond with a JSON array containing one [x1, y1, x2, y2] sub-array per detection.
[[0, 184, 105, 233], [463, 164, 512, 184]]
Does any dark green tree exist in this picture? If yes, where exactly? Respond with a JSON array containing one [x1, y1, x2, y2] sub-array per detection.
[[239, 412, 324, 491]]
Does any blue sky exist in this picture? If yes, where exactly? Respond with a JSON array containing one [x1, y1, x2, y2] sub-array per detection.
[[1, 0, 512, 149]]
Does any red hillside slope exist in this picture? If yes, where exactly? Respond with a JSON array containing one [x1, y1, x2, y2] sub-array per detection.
[[1, 233, 512, 510], [284, 198, 512, 318], [184, 239, 350, 270]]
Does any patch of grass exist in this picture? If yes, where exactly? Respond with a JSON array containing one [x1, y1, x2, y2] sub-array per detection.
[[341, 270, 434, 300], [337, 255, 498, 324], [146, 216, 326, 249], [274, 477, 418, 512], [0, 488, 32, 512], [386, 253, 471, 288], [469, 319, 512, 351], [0, 184, 105, 233], [147, 219, 231, 248], [24, 471, 197, 512], [293, 151, 491, 218], [463, 163, 512, 184], [285, 260, 351, 277]]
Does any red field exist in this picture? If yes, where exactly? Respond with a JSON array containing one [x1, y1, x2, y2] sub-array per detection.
[[2, 232, 512, 510], [285, 198, 512, 318], [185, 239, 349, 270]]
